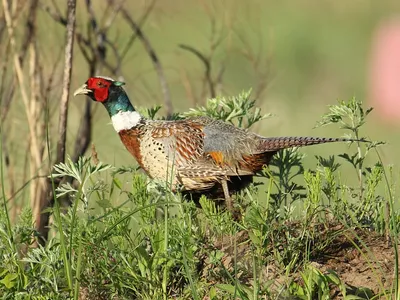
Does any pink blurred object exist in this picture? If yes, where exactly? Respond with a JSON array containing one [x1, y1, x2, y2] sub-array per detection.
[[369, 18, 400, 122]]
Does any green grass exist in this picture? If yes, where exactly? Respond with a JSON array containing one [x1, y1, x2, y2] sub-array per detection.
[[0, 94, 398, 299], [2, 1, 400, 298]]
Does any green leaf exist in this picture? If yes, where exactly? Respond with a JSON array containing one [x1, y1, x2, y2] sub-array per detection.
[[112, 177, 122, 190], [0, 273, 18, 289], [97, 198, 112, 209], [215, 284, 236, 294], [326, 270, 341, 286], [209, 286, 217, 299]]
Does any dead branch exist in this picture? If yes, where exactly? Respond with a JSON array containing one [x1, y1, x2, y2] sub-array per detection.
[[102, 0, 125, 33], [85, 0, 106, 63], [40, 1, 67, 25], [179, 68, 198, 106], [233, 27, 270, 100], [119, 0, 156, 61], [42, 1, 119, 78], [179, 44, 216, 99], [55, 0, 76, 164], [119, 4, 173, 117], [20, 0, 39, 62], [177, 4, 227, 101]]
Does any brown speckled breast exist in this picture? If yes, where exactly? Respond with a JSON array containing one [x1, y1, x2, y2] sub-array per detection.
[[118, 128, 146, 172]]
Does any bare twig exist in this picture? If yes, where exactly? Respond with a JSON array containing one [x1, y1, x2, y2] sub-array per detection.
[[20, 0, 39, 62], [50, 0, 63, 20], [233, 28, 270, 99], [119, 5, 173, 117], [180, 67, 198, 106], [85, 0, 106, 63], [41, 1, 120, 77], [102, 0, 125, 32], [41, 2, 90, 51], [179, 44, 216, 98], [179, 1, 227, 100], [56, 0, 76, 164], [119, 0, 156, 60], [40, 1, 67, 25], [214, 64, 225, 96]]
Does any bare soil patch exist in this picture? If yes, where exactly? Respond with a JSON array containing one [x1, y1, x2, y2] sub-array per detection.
[[203, 225, 397, 298]]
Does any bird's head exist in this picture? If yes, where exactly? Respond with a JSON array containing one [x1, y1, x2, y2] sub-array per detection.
[[73, 76, 126, 103], [74, 76, 136, 119]]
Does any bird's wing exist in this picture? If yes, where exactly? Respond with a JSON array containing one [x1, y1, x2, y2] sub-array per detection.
[[150, 118, 257, 177], [200, 118, 261, 171], [150, 119, 206, 167]]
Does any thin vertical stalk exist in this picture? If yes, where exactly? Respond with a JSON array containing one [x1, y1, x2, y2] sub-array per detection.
[[375, 151, 399, 298], [56, 0, 77, 165], [163, 202, 168, 300], [53, 190, 73, 289]]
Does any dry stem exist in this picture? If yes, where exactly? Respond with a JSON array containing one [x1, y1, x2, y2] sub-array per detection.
[[56, 0, 76, 165]]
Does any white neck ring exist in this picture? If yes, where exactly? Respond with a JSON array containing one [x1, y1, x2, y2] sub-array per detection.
[[111, 111, 142, 132]]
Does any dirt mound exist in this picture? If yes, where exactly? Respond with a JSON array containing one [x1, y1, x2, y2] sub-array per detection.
[[203, 226, 397, 298], [312, 227, 395, 296]]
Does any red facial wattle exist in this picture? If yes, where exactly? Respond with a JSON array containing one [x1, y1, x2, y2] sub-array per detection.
[[86, 77, 111, 102], [93, 88, 109, 102]]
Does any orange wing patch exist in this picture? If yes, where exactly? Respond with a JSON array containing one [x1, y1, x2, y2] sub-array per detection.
[[209, 151, 225, 166]]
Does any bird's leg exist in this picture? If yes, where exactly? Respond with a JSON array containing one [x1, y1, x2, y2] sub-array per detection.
[[221, 179, 233, 212]]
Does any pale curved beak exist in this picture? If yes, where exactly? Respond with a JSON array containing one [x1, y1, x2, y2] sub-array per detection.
[[73, 84, 92, 97]]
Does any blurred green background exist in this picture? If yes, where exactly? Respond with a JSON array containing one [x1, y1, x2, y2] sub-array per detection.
[[35, 0, 400, 176]]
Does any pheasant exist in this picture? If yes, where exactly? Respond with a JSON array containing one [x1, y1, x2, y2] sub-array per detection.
[[74, 76, 358, 211]]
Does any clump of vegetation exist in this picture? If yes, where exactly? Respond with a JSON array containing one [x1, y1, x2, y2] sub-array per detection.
[[0, 93, 398, 299]]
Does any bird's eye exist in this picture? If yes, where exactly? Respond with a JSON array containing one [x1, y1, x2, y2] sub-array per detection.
[[97, 81, 104, 87]]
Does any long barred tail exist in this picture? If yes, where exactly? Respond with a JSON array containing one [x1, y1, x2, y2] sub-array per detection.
[[260, 136, 365, 151]]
